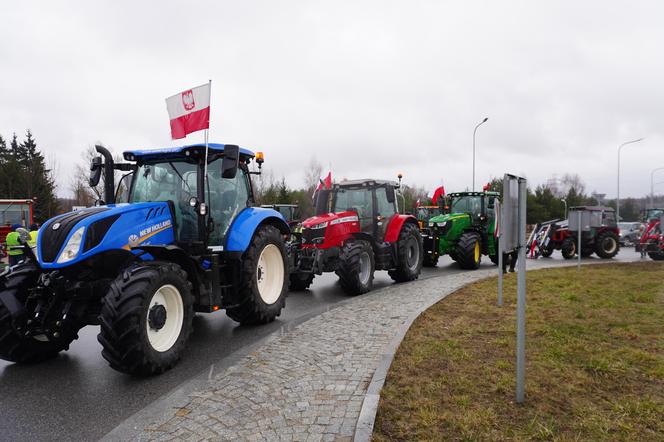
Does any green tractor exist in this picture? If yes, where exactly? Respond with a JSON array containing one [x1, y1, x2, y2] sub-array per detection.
[[422, 191, 499, 269]]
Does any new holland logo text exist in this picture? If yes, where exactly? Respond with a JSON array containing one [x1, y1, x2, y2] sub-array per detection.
[[140, 220, 172, 237]]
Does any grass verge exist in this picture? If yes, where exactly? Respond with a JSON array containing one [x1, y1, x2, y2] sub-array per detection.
[[374, 262, 664, 441]]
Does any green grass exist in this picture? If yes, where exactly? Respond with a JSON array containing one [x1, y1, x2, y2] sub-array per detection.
[[373, 262, 664, 442]]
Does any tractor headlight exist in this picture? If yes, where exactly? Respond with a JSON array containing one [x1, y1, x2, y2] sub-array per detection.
[[56, 227, 85, 264], [310, 221, 329, 229]]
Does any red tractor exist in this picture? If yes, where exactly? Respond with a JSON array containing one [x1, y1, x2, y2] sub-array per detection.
[[527, 206, 620, 259], [0, 199, 34, 263], [290, 179, 423, 295], [636, 208, 664, 260]]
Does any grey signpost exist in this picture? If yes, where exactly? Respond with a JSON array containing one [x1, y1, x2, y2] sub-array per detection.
[[500, 173, 528, 403], [577, 210, 582, 271], [497, 200, 503, 306]]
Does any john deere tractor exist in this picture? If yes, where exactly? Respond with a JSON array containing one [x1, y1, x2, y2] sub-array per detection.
[[0, 143, 290, 375], [422, 191, 499, 269]]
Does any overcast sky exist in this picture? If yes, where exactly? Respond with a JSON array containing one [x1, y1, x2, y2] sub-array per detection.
[[1, 1, 662, 199]]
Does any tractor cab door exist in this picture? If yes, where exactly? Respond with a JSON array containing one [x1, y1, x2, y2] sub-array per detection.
[[206, 159, 250, 247], [374, 186, 397, 242]]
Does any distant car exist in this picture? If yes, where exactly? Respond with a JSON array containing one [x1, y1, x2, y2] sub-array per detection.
[[618, 222, 643, 245]]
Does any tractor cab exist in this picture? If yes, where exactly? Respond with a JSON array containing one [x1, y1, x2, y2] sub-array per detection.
[[446, 191, 499, 224], [565, 206, 620, 259], [261, 204, 301, 227]]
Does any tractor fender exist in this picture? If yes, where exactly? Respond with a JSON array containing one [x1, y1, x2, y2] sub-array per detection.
[[226, 207, 289, 252], [385, 215, 418, 243], [134, 244, 202, 297]]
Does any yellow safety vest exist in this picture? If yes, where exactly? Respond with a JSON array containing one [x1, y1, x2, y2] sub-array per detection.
[[29, 230, 38, 248], [6, 232, 24, 256]]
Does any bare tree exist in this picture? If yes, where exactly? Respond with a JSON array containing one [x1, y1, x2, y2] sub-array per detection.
[[303, 157, 324, 194]]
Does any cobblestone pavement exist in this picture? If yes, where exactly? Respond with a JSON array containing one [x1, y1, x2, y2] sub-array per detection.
[[129, 254, 642, 441]]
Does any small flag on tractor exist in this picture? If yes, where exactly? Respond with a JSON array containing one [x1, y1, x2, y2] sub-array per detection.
[[166, 83, 211, 139], [313, 171, 332, 202]]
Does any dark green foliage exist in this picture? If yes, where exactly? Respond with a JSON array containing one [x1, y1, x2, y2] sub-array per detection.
[[0, 130, 59, 223]]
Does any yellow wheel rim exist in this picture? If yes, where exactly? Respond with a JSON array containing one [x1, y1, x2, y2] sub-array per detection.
[[474, 242, 480, 263]]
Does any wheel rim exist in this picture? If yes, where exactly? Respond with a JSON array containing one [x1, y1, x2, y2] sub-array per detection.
[[602, 237, 617, 254], [146, 284, 184, 353], [405, 237, 419, 271], [359, 251, 371, 285], [256, 244, 285, 305], [474, 242, 480, 263]]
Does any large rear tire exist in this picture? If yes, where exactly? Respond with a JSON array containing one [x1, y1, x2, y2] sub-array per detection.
[[289, 272, 315, 291], [455, 232, 482, 270], [594, 231, 620, 259], [388, 223, 423, 282], [98, 262, 194, 376], [226, 226, 288, 325], [336, 240, 374, 295], [0, 263, 80, 364]]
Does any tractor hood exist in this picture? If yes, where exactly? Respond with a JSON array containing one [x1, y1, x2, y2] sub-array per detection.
[[427, 212, 468, 226], [37, 202, 175, 269], [302, 211, 359, 229]]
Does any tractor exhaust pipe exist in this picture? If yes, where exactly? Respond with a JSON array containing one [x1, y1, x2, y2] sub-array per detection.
[[95, 145, 115, 204]]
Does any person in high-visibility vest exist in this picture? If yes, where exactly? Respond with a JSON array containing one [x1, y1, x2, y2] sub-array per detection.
[[6, 224, 25, 266], [29, 223, 39, 248]]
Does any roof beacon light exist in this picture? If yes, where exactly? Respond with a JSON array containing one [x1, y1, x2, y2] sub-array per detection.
[[255, 151, 265, 169], [397, 173, 403, 187]]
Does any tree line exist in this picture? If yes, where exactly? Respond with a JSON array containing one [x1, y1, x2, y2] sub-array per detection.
[[0, 131, 58, 223]]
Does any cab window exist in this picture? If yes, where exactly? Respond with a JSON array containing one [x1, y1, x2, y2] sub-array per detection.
[[207, 161, 250, 245]]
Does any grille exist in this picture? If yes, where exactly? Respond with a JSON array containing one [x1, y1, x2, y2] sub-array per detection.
[[302, 227, 326, 244], [40, 207, 110, 262]]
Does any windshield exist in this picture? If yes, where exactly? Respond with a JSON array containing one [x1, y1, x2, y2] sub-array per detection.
[[0, 203, 31, 226], [332, 188, 373, 219], [646, 209, 664, 221], [450, 196, 482, 215], [131, 162, 197, 204]]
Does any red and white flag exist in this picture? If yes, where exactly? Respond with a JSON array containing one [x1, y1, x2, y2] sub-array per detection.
[[166, 83, 211, 139], [431, 185, 445, 204], [313, 171, 332, 201]]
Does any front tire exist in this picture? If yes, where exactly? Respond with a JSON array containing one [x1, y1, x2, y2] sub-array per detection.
[[561, 238, 576, 259], [226, 226, 288, 325], [98, 262, 194, 376], [455, 232, 482, 270], [648, 251, 664, 261], [540, 247, 554, 258], [336, 240, 375, 295], [594, 231, 620, 259], [0, 263, 79, 363], [388, 223, 423, 282]]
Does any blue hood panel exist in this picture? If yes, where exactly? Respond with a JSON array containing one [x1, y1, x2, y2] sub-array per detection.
[[38, 202, 175, 269]]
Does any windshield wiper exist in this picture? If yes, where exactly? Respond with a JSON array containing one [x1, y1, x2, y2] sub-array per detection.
[[168, 162, 195, 198]]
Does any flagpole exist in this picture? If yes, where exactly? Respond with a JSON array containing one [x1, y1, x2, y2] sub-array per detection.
[[203, 79, 212, 181]]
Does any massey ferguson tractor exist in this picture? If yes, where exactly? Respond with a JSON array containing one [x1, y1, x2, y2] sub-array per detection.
[[423, 191, 499, 269], [0, 143, 290, 375], [558, 206, 620, 259], [289, 179, 423, 295], [636, 208, 664, 260]]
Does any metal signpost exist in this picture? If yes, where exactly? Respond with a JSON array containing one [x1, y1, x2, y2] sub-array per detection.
[[499, 173, 528, 403], [577, 211, 582, 271], [496, 200, 503, 306]]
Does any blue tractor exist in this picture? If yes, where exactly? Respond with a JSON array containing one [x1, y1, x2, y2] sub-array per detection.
[[0, 143, 290, 375]]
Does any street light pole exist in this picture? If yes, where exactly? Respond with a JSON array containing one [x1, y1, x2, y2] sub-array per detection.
[[651, 167, 664, 208], [617, 138, 644, 222], [472, 117, 488, 192]]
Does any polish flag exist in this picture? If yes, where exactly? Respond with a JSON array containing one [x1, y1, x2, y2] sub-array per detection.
[[166, 83, 211, 139], [313, 171, 332, 201], [431, 185, 445, 204]]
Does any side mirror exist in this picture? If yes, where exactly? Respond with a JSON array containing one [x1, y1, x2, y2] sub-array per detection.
[[89, 156, 102, 186], [386, 186, 396, 204], [222, 145, 240, 179]]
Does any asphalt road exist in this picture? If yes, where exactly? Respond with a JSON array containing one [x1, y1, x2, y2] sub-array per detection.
[[0, 250, 643, 441]]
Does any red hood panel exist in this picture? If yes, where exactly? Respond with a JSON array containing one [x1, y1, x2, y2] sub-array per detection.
[[302, 211, 357, 228]]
